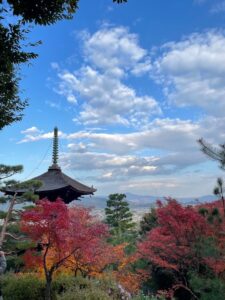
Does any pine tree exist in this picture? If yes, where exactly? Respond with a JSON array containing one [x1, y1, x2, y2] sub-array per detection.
[[139, 208, 158, 237], [105, 193, 135, 243], [0, 164, 23, 180], [213, 177, 225, 217], [0, 165, 42, 270]]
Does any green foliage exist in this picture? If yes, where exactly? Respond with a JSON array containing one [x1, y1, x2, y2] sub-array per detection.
[[57, 286, 111, 300], [133, 293, 166, 300], [7, 0, 79, 25], [213, 177, 224, 197], [105, 193, 136, 243], [0, 197, 7, 204], [213, 177, 225, 216], [0, 175, 42, 270], [199, 204, 223, 224], [2, 273, 45, 300], [1, 273, 122, 300], [0, 20, 36, 130], [0, 211, 7, 219], [189, 273, 225, 300], [198, 207, 209, 217], [194, 237, 220, 261], [206, 207, 223, 224], [139, 208, 157, 237], [0, 164, 23, 180], [55, 275, 120, 300], [198, 138, 225, 169], [1, 222, 34, 271]]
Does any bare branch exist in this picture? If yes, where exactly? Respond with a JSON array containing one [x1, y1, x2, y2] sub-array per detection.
[[4, 232, 24, 240]]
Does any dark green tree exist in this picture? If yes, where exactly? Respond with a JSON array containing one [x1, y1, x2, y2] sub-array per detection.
[[0, 164, 42, 270], [139, 208, 158, 237], [0, 20, 38, 130], [105, 193, 135, 244], [0, 0, 127, 129], [0, 164, 23, 180], [213, 177, 225, 217]]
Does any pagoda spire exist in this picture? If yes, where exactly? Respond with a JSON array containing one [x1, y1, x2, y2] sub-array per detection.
[[52, 127, 59, 167]]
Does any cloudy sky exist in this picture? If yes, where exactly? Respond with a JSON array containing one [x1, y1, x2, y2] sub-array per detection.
[[2, 0, 225, 197]]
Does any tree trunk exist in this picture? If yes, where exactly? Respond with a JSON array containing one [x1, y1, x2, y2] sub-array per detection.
[[222, 196, 225, 217], [45, 274, 52, 300], [0, 193, 17, 248]]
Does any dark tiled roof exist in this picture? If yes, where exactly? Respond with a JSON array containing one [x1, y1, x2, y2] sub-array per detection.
[[4, 165, 96, 196]]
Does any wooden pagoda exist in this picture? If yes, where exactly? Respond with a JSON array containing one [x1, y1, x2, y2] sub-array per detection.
[[4, 127, 96, 203]]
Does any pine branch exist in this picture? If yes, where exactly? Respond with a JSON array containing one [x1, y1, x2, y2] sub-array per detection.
[[4, 232, 24, 241], [198, 138, 225, 167]]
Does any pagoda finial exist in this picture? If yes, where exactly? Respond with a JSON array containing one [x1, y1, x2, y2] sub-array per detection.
[[52, 127, 59, 166]]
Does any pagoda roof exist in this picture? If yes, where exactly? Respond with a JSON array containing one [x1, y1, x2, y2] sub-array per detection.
[[3, 127, 96, 203], [34, 165, 95, 194], [4, 165, 96, 203]]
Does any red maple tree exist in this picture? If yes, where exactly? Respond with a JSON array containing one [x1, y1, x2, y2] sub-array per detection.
[[62, 205, 110, 277], [21, 199, 108, 300], [138, 199, 210, 296]]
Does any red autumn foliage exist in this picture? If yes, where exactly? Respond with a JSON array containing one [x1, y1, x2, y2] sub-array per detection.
[[138, 199, 210, 273], [20, 198, 109, 299], [21, 198, 70, 249], [60, 206, 112, 277]]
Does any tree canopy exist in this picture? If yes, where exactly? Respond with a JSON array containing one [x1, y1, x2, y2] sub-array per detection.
[[21, 199, 109, 299]]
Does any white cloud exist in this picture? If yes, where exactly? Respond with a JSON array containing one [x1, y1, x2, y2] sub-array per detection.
[[59, 66, 161, 127], [67, 118, 201, 154], [21, 127, 41, 134], [59, 150, 160, 182], [115, 172, 220, 198], [60, 151, 156, 170], [17, 114, 225, 191], [58, 118, 205, 180], [82, 26, 151, 76], [18, 128, 66, 144], [21, 28, 225, 195], [154, 31, 225, 116], [54, 25, 160, 127]]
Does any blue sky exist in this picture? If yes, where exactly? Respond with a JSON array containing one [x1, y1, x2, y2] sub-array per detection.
[[2, 0, 225, 197]]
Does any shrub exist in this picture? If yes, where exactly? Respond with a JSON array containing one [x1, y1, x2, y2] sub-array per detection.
[[1, 272, 122, 300], [2, 273, 45, 300], [57, 286, 111, 300], [133, 293, 166, 300], [189, 273, 225, 300], [55, 275, 121, 300]]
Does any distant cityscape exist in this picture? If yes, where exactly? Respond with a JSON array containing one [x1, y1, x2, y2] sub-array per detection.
[[75, 193, 218, 221]]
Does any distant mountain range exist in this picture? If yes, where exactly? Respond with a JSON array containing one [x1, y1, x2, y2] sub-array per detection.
[[77, 193, 218, 210], [0, 191, 218, 211]]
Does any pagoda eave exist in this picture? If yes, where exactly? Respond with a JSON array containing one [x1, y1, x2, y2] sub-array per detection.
[[3, 185, 96, 204], [37, 186, 95, 203]]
